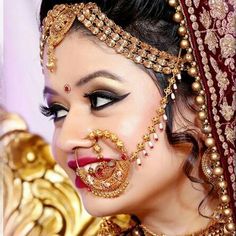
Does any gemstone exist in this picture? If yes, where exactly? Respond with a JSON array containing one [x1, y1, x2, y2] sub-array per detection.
[[122, 32, 131, 39], [114, 45, 124, 53], [147, 54, 156, 61], [111, 33, 120, 41], [153, 64, 162, 72], [106, 39, 115, 47], [84, 19, 92, 27], [105, 19, 114, 27], [82, 9, 90, 17], [89, 14, 96, 22], [134, 55, 142, 63], [128, 44, 137, 52], [162, 67, 171, 74], [98, 13, 106, 20], [91, 27, 99, 35], [98, 33, 107, 41], [157, 58, 167, 66], [103, 26, 111, 35], [121, 153, 127, 160], [118, 39, 128, 47], [116, 171, 122, 179], [108, 160, 116, 167], [144, 60, 153, 68], [102, 182, 111, 188], [87, 175, 94, 184], [95, 19, 104, 28], [138, 49, 147, 57]]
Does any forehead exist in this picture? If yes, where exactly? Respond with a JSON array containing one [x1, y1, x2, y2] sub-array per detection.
[[43, 31, 140, 85]]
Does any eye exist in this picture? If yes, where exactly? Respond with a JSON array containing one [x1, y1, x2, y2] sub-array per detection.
[[84, 90, 130, 110], [40, 103, 69, 122]]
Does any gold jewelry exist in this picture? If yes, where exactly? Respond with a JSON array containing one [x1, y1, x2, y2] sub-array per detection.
[[75, 130, 130, 198], [97, 218, 122, 236], [140, 220, 225, 236], [40, 2, 184, 73]]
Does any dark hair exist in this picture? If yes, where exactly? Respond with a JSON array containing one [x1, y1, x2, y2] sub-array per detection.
[[40, 0, 210, 218]]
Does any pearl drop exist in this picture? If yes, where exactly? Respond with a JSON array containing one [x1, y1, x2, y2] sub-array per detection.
[[143, 150, 148, 157], [136, 158, 142, 166], [148, 141, 154, 149], [153, 133, 159, 141], [171, 93, 176, 100]]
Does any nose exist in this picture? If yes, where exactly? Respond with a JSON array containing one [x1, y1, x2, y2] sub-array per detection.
[[55, 109, 95, 153]]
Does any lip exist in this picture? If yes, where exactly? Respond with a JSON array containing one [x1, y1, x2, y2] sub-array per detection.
[[67, 157, 113, 169]]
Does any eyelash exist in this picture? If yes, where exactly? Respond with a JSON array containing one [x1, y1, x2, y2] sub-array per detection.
[[40, 103, 68, 122], [41, 90, 129, 121]]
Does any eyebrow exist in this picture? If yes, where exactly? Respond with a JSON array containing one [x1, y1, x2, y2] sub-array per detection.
[[43, 70, 123, 97]]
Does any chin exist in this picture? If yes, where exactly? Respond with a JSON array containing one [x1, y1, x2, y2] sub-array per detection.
[[80, 190, 129, 217]]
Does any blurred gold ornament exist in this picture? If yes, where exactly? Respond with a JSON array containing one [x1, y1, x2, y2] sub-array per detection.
[[1, 109, 130, 235]]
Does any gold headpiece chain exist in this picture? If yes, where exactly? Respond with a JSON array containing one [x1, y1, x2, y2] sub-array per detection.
[[40, 2, 185, 74]]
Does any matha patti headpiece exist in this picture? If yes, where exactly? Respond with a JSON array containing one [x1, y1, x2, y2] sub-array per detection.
[[40, 2, 185, 74]]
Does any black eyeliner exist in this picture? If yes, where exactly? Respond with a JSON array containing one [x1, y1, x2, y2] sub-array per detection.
[[84, 90, 130, 111], [40, 103, 68, 121]]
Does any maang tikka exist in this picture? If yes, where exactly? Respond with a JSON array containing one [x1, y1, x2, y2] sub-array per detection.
[[40, 2, 188, 198]]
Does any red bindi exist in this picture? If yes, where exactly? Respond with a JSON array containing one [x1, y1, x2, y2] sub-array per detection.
[[64, 84, 71, 93]]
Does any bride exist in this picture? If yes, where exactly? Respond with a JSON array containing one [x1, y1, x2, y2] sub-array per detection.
[[39, 0, 236, 235]]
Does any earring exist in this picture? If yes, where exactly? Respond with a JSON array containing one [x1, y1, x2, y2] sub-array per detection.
[[75, 129, 131, 198], [201, 149, 216, 184]]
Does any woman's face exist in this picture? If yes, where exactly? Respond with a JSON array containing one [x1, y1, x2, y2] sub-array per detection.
[[43, 31, 184, 216]]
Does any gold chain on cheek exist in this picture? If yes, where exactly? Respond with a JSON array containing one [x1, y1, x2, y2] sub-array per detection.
[[74, 68, 179, 199]]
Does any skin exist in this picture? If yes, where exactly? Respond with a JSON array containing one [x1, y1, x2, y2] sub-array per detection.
[[43, 31, 214, 235]]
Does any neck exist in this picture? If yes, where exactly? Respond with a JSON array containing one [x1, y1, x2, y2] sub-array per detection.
[[134, 177, 216, 235]]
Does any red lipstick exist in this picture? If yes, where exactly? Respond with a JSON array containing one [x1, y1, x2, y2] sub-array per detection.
[[68, 157, 112, 169]]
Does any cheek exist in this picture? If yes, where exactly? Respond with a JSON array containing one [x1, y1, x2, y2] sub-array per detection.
[[51, 128, 65, 167], [116, 97, 160, 153]]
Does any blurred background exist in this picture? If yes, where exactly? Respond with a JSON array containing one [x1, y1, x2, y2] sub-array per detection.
[[2, 0, 53, 142]]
